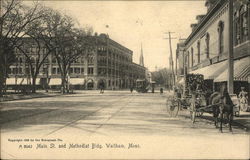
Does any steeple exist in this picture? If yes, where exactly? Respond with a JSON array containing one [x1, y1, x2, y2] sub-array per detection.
[[139, 43, 144, 67]]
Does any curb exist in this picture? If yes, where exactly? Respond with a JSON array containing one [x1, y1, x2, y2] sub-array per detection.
[[0, 93, 62, 102]]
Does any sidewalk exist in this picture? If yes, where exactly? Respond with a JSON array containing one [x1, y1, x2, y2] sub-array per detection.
[[0, 91, 62, 102]]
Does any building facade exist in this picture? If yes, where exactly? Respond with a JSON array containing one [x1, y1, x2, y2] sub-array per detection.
[[7, 34, 146, 90], [177, 0, 249, 96]]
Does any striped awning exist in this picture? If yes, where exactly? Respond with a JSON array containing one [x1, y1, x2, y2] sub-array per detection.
[[214, 57, 250, 82], [6, 78, 40, 85], [70, 78, 85, 85], [49, 78, 61, 85], [190, 60, 227, 80]]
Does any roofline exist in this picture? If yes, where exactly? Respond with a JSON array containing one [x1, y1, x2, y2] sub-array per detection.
[[184, 0, 226, 46], [108, 37, 133, 55], [132, 62, 146, 69]]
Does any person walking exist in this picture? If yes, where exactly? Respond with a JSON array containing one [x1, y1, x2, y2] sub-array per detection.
[[100, 81, 105, 94], [130, 86, 133, 93], [160, 88, 163, 94], [238, 87, 248, 111]]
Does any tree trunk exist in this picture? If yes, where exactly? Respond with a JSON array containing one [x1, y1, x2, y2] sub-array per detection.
[[0, 76, 5, 97], [32, 76, 37, 93], [61, 75, 66, 94]]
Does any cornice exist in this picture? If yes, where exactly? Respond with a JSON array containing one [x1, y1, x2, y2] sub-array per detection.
[[185, 0, 227, 46]]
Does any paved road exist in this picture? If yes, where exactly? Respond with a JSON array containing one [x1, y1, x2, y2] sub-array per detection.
[[1, 91, 249, 159]]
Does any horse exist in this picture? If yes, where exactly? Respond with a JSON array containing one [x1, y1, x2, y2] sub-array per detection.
[[209, 87, 233, 133]]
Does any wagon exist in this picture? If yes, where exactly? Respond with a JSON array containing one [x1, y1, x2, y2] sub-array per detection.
[[166, 74, 239, 123]]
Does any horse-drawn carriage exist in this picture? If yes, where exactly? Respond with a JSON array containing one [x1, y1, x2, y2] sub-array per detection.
[[135, 79, 155, 93], [166, 74, 238, 132]]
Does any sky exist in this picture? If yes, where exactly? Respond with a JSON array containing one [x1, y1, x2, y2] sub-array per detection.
[[31, 0, 207, 71]]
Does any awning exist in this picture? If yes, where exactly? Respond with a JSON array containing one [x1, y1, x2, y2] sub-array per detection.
[[6, 78, 40, 85], [49, 78, 61, 85], [190, 60, 227, 80], [70, 78, 85, 85], [214, 57, 250, 82]]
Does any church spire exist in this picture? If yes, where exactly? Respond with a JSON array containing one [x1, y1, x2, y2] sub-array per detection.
[[139, 43, 144, 67]]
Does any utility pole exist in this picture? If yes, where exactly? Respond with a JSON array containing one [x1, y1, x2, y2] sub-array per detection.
[[228, 0, 234, 94], [164, 32, 177, 90]]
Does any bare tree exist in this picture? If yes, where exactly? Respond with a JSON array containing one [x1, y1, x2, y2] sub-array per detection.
[[0, 0, 45, 96], [37, 9, 92, 93], [15, 6, 54, 93]]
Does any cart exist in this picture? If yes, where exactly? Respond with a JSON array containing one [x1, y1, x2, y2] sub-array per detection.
[[166, 74, 240, 123], [166, 74, 214, 123]]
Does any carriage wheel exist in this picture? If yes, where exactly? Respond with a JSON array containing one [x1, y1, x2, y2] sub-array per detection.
[[166, 97, 180, 117], [241, 104, 248, 112]]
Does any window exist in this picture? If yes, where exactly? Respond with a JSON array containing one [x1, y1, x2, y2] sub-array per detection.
[[52, 56, 57, 63], [57, 68, 61, 74], [197, 41, 200, 63], [70, 68, 74, 74], [186, 51, 190, 68], [19, 68, 23, 74], [25, 68, 30, 74], [8, 68, 11, 74], [239, 5, 248, 43], [13, 68, 18, 74], [234, 11, 240, 45], [87, 54, 94, 65], [81, 57, 85, 63], [81, 68, 84, 74], [218, 21, 224, 55], [19, 58, 22, 63], [205, 33, 210, 58], [74, 67, 80, 74], [52, 68, 57, 74], [191, 47, 194, 66], [88, 67, 94, 75]]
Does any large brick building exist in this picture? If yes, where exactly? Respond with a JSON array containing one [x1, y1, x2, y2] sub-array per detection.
[[7, 33, 146, 90], [176, 0, 249, 96]]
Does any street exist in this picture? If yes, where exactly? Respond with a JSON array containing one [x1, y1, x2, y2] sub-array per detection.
[[1, 91, 248, 136], [1, 91, 249, 159]]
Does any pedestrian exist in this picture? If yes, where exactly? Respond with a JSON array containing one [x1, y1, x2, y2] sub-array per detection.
[[238, 87, 248, 111], [160, 88, 163, 94], [130, 86, 133, 93], [100, 81, 104, 94]]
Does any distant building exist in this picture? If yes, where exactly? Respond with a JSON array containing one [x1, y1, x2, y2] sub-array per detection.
[[177, 0, 249, 96], [7, 34, 146, 90]]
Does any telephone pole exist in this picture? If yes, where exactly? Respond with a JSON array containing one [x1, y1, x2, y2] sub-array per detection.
[[228, 0, 234, 94], [164, 32, 177, 90]]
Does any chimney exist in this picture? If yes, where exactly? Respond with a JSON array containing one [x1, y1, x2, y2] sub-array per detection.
[[205, 0, 217, 12], [190, 24, 198, 32], [196, 15, 206, 23]]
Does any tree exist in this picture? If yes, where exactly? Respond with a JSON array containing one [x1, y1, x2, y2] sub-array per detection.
[[15, 6, 53, 93], [38, 9, 92, 93], [151, 68, 173, 89], [0, 0, 45, 96]]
